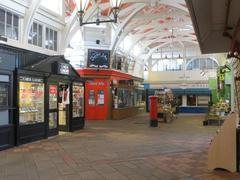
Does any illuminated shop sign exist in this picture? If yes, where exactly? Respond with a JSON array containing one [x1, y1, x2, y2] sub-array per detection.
[[19, 76, 43, 83], [59, 63, 70, 75], [89, 81, 105, 86]]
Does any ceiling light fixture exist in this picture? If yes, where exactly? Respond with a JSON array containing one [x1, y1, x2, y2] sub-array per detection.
[[76, 0, 122, 26]]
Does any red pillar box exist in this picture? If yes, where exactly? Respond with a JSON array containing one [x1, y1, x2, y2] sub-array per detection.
[[150, 96, 158, 127]]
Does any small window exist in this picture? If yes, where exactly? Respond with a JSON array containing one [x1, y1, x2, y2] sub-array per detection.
[[187, 95, 196, 106], [0, 22, 4, 36], [45, 27, 58, 51], [0, 9, 5, 22], [54, 31, 57, 51], [197, 96, 209, 106], [38, 25, 43, 47], [32, 23, 38, 45], [28, 22, 43, 47], [0, 8, 19, 40], [6, 12, 12, 25], [45, 27, 49, 49]]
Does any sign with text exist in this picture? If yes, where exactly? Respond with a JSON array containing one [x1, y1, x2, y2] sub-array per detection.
[[87, 49, 110, 69]]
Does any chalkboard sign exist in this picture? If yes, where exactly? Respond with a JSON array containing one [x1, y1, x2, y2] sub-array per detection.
[[87, 49, 110, 69]]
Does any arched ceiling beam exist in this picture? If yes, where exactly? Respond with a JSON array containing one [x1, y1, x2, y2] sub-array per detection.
[[61, 3, 98, 53], [140, 30, 196, 49], [22, 0, 41, 44], [123, 0, 188, 12], [112, 18, 150, 54], [110, 3, 146, 51], [125, 30, 160, 54]]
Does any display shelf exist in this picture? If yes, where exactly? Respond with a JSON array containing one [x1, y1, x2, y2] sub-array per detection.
[[155, 89, 176, 123]]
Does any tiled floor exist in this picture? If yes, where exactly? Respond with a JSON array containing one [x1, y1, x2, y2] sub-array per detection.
[[0, 113, 240, 180]]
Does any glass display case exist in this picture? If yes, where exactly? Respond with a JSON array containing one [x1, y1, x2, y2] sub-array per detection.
[[19, 81, 44, 125], [72, 83, 84, 118]]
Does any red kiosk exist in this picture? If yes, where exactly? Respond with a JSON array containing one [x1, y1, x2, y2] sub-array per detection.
[[78, 69, 143, 120]]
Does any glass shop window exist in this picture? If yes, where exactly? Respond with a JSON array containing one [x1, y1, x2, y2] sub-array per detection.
[[0, 78, 9, 126], [187, 95, 196, 106], [117, 89, 134, 108], [19, 81, 45, 125], [72, 84, 84, 117], [175, 95, 182, 106], [134, 90, 145, 107], [197, 96, 209, 106], [0, 8, 19, 40]]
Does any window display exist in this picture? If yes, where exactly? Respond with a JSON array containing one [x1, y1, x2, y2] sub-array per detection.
[[117, 89, 134, 108], [72, 83, 84, 117], [19, 81, 44, 125], [187, 95, 196, 106], [49, 85, 58, 109]]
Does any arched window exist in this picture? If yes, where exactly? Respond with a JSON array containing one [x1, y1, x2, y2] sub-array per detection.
[[186, 57, 219, 70]]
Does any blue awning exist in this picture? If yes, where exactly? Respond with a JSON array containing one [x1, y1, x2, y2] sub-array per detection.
[[172, 88, 185, 95], [184, 88, 210, 95], [146, 88, 211, 96]]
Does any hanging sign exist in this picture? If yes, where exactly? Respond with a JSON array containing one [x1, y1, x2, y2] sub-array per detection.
[[49, 85, 57, 95], [217, 67, 225, 90]]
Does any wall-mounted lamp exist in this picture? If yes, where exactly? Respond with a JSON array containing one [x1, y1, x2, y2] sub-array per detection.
[[76, 0, 122, 26], [227, 51, 240, 59]]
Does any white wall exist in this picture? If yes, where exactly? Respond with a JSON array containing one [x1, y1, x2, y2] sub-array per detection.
[[148, 69, 216, 83], [0, 0, 65, 56]]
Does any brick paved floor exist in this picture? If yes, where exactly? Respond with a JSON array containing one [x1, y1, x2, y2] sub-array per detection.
[[0, 113, 240, 180]]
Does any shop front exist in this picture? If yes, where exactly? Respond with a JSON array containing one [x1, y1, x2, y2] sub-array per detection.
[[0, 48, 15, 150], [78, 69, 144, 120], [15, 56, 85, 144], [0, 44, 85, 148], [85, 79, 109, 120]]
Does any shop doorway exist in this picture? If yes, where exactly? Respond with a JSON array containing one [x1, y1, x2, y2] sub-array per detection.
[[58, 83, 70, 131], [85, 80, 108, 120], [48, 83, 70, 137], [48, 84, 58, 136]]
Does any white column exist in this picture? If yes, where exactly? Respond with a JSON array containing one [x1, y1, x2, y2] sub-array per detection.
[[182, 95, 187, 106]]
